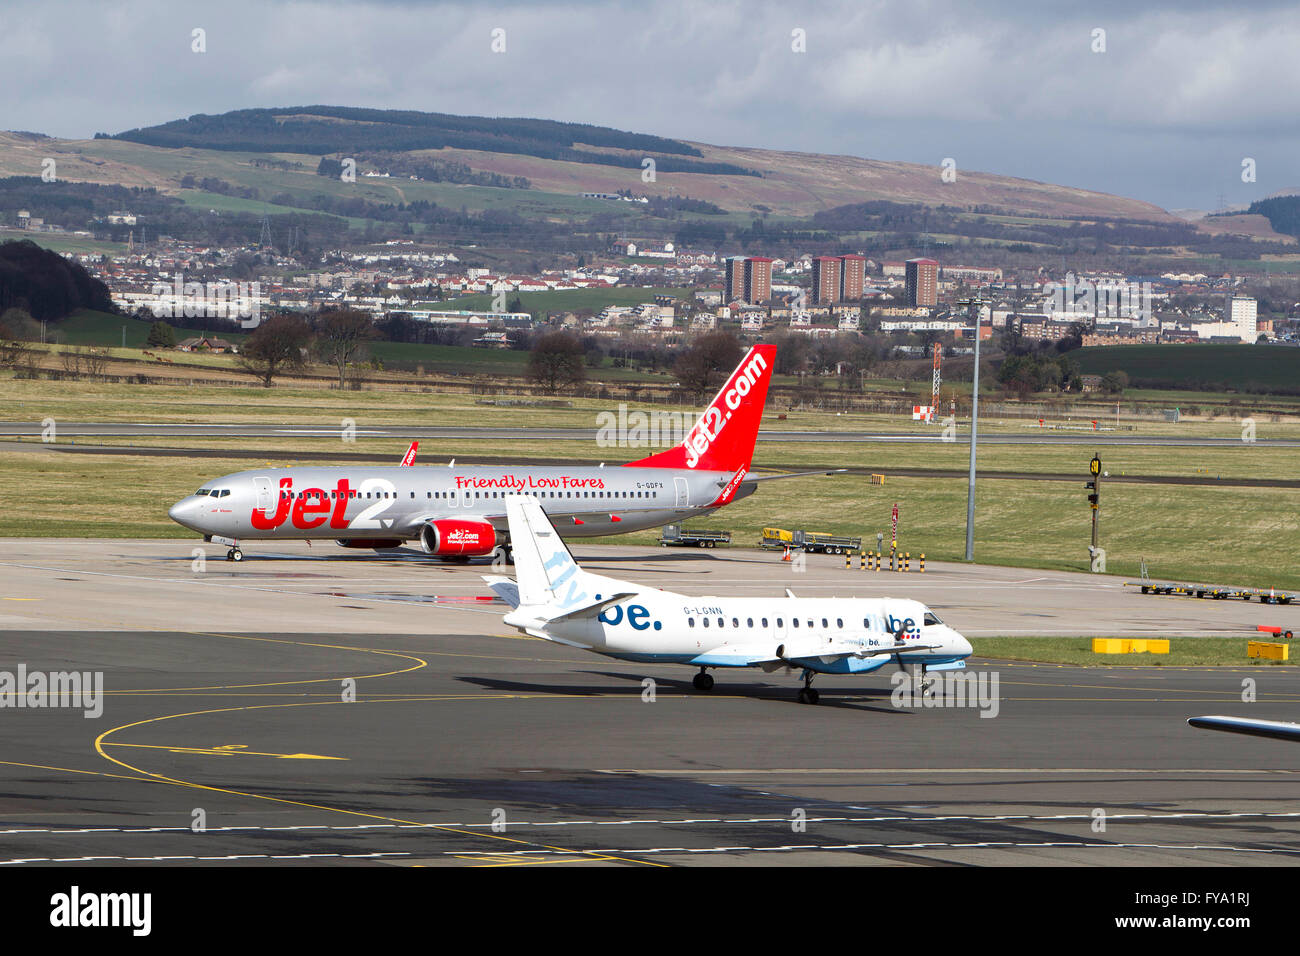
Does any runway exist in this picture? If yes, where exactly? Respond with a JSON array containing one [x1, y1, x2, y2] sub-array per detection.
[[1, 541, 1298, 866], [2, 422, 1295, 447]]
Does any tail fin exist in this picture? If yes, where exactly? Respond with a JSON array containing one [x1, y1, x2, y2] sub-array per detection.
[[624, 343, 775, 472], [495, 496, 641, 639]]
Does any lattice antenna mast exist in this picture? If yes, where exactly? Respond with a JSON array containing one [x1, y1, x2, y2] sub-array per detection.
[[931, 342, 941, 421]]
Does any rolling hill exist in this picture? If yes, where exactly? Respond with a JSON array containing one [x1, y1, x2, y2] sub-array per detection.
[[0, 107, 1180, 224]]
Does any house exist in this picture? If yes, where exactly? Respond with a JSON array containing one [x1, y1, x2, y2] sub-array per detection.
[[176, 336, 238, 354]]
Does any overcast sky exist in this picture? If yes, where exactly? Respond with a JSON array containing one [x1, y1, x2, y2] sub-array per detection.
[[4, 0, 1297, 211]]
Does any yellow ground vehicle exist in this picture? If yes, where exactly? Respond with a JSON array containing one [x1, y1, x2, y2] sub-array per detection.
[[760, 527, 861, 554]]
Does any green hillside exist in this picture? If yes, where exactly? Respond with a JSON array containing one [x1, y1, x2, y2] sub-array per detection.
[[1072, 344, 1299, 393]]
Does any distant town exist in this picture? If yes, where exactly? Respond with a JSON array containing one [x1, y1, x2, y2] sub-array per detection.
[[7, 204, 1291, 356]]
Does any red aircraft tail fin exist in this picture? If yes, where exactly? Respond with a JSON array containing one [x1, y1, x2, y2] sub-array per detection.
[[624, 344, 775, 473], [400, 441, 419, 466]]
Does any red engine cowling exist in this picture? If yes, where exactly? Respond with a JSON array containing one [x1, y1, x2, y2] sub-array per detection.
[[419, 519, 497, 556]]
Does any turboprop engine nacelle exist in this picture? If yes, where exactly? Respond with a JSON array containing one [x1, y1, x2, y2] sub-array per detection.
[[419, 519, 497, 556]]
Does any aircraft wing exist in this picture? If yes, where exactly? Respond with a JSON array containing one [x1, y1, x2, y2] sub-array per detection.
[[690, 639, 937, 668], [1188, 715, 1300, 742]]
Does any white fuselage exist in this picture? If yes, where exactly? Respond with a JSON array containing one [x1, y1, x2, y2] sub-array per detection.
[[510, 590, 971, 675]]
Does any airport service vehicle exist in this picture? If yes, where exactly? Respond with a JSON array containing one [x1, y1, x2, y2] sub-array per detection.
[[760, 527, 862, 555], [658, 524, 731, 548], [487, 495, 971, 704], [169, 344, 834, 562]]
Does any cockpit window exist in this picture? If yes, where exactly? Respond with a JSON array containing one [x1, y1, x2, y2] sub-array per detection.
[[923, 611, 942, 626], [196, 489, 211, 496]]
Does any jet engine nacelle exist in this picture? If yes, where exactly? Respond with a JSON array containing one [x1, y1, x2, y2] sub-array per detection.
[[419, 519, 497, 556]]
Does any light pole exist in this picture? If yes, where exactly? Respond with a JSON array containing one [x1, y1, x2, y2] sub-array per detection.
[[964, 297, 982, 561]]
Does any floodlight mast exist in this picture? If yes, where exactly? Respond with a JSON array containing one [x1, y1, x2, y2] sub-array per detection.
[[963, 297, 982, 561]]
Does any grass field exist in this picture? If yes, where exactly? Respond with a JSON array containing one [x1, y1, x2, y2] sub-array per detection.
[[2, 370, 1298, 593], [3, 434, 1298, 591], [1073, 344, 1300, 392], [972, 637, 1294, 666]]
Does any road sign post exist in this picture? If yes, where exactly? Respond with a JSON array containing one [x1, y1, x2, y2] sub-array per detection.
[[1087, 453, 1102, 552]]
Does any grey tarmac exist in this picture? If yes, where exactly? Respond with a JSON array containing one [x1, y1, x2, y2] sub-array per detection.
[[0, 540, 1297, 866]]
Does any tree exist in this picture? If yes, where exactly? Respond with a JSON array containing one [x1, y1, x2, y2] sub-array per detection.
[[314, 309, 376, 388], [237, 314, 311, 386], [672, 330, 743, 401], [0, 320, 27, 371], [528, 330, 586, 393], [1101, 369, 1129, 395], [146, 321, 175, 348]]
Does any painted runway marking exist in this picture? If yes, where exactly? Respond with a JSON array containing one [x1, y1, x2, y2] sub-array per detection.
[[7, 840, 1300, 865], [5, 809, 1299, 836]]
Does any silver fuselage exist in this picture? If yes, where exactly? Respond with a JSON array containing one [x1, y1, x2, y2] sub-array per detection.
[[169, 464, 751, 542]]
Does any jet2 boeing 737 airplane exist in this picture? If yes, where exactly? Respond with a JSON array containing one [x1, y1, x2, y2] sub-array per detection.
[[486, 495, 972, 704], [169, 344, 833, 562]]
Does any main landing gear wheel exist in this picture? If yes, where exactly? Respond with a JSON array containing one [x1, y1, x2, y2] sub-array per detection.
[[227, 548, 243, 562], [692, 670, 714, 692], [797, 669, 819, 704]]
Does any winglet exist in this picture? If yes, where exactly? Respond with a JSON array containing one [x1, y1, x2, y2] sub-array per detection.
[[400, 441, 419, 466]]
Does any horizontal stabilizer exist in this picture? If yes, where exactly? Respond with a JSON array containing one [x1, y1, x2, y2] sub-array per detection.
[[483, 576, 520, 609], [544, 591, 638, 624], [743, 469, 847, 482]]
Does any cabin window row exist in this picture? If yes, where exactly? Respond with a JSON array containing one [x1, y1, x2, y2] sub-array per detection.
[[274, 489, 661, 501], [685, 617, 861, 629]]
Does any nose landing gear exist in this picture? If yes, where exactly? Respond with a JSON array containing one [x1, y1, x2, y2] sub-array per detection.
[[226, 548, 243, 562]]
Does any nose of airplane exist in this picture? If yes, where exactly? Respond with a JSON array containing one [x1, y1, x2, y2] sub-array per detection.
[[168, 497, 200, 529], [952, 629, 973, 658]]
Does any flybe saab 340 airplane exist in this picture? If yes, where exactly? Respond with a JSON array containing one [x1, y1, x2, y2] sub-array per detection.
[[486, 495, 972, 704], [169, 344, 832, 562]]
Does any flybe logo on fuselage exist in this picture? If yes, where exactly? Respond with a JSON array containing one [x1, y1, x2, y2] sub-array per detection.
[[598, 603, 663, 631], [885, 613, 921, 639]]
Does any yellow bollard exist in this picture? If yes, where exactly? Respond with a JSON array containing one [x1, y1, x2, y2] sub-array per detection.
[[919, 553, 926, 573], [845, 552, 851, 570], [905, 551, 911, 572], [859, 551, 866, 571], [874, 551, 881, 572]]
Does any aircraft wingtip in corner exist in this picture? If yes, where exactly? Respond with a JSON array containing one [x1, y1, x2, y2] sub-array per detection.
[[1188, 715, 1300, 741]]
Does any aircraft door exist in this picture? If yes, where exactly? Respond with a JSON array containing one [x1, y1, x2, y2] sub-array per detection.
[[674, 477, 689, 508], [253, 476, 273, 514]]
